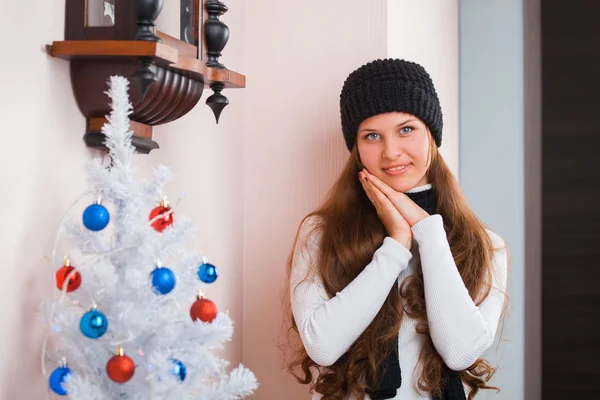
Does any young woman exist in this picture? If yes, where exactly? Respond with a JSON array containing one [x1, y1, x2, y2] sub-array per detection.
[[285, 59, 509, 400]]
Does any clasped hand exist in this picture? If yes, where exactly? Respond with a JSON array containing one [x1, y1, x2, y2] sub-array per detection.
[[358, 168, 429, 250]]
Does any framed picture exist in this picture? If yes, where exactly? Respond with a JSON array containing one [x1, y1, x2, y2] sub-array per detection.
[[180, 0, 204, 59], [68, 0, 207, 60], [86, 0, 116, 27]]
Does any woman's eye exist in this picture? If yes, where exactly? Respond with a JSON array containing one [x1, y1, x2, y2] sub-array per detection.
[[365, 133, 380, 140], [399, 126, 414, 135]]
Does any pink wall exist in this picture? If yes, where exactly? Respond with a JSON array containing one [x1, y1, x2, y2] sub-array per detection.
[[0, 1, 246, 398], [1, 1, 457, 399], [242, 1, 459, 398], [0, 2, 90, 398], [242, 1, 388, 398], [152, 0, 247, 369]]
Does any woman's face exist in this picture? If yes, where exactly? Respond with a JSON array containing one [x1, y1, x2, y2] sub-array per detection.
[[356, 112, 431, 193]]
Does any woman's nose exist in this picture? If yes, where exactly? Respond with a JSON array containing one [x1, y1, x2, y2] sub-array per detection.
[[382, 137, 403, 160]]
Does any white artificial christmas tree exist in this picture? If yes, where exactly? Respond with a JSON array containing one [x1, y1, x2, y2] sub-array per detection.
[[41, 76, 257, 399]]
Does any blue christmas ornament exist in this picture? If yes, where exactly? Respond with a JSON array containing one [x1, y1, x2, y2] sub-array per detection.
[[49, 365, 72, 396], [82, 203, 110, 231], [197, 262, 218, 284], [171, 359, 187, 382], [151, 267, 176, 295], [80, 308, 108, 338]]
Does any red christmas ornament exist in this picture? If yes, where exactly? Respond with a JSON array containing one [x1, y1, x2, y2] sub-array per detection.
[[190, 292, 218, 323], [149, 197, 174, 232], [106, 345, 135, 383], [55, 258, 81, 292]]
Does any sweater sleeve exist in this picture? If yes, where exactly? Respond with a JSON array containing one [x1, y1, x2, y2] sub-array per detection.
[[412, 215, 508, 371], [290, 217, 413, 367]]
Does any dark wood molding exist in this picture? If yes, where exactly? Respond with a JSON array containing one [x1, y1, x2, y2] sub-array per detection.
[[85, 118, 159, 154], [83, 132, 159, 154], [542, 0, 600, 397], [88, 118, 153, 139], [48, 40, 245, 88], [157, 31, 197, 58]]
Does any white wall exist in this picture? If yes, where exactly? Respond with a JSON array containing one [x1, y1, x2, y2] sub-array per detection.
[[0, 1, 511, 399], [242, 1, 387, 398], [242, 0, 460, 398], [0, 1, 246, 398], [152, 0, 248, 369], [387, 0, 459, 176], [0, 2, 90, 398], [459, 1, 526, 399]]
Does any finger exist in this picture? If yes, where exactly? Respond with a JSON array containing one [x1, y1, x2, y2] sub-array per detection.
[[363, 169, 428, 226], [362, 172, 397, 208], [365, 178, 393, 209], [364, 176, 412, 235], [363, 168, 399, 199], [357, 172, 371, 199], [359, 173, 377, 205], [370, 184, 410, 229], [363, 168, 418, 210], [361, 173, 386, 211]]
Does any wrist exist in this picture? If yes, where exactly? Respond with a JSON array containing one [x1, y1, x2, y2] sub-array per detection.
[[391, 234, 412, 249], [408, 211, 430, 228]]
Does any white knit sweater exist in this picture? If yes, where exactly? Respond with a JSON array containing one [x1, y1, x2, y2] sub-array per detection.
[[290, 194, 508, 399]]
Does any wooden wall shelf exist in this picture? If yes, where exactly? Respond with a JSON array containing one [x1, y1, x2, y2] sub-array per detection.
[[47, 40, 246, 89], [49, 0, 243, 154]]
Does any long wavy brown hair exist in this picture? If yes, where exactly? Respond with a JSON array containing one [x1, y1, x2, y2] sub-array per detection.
[[283, 133, 508, 399]]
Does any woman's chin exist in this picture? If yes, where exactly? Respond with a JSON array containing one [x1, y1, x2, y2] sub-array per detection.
[[372, 170, 426, 193], [380, 176, 415, 193]]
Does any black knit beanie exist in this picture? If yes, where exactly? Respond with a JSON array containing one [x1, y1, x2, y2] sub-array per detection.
[[339, 59, 443, 151]]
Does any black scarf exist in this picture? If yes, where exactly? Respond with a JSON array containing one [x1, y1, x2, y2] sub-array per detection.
[[366, 186, 466, 400]]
